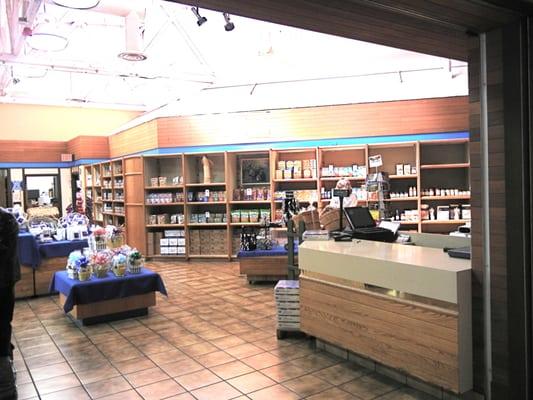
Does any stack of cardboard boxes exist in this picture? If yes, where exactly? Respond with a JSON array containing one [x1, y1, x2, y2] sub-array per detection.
[[147, 229, 186, 256], [188, 229, 227, 255], [274, 280, 300, 332]]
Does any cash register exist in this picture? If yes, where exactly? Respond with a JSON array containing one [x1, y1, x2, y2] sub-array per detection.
[[340, 206, 397, 242]]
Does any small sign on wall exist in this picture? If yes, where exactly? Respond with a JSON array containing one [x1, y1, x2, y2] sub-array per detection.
[[369, 154, 383, 168]]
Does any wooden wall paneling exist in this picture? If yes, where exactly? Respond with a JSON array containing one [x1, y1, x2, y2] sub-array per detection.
[[0, 140, 67, 162], [155, 97, 469, 153], [108, 120, 158, 159], [300, 276, 461, 392], [66, 136, 109, 160]]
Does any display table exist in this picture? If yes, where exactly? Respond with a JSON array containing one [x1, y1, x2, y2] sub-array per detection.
[[238, 245, 298, 283], [49, 268, 167, 325], [298, 238, 471, 394], [16, 234, 89, 298]]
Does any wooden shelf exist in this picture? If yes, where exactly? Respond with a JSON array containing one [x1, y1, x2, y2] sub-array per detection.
[[145, 202, 184, 206], [421, 220, 469, 225], [112, 200, 125, 203], [147, 255, 187, 260], [399, 220, 420, 224], [188, 223, 228, 227], [420, 163, 470, 170], [421, 195, 470, 200], [186, 202, 226, 205], [230, 200, 271, 204], [369, 197, 419, 202], [186, 182, 226, 187], [145, 185, 184, 190], [273, 178, 317, 183], [146, 224, 185, 228], [389, 175, 418, 179], [230, 222, 263, 226], [320, 177, 365, 181], [189, 254, 229, 259]]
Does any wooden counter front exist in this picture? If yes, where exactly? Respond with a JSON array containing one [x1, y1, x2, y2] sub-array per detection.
[[298, 240, 472, 394]]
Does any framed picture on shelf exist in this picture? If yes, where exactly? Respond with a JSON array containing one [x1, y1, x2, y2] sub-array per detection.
[[240, 158, 269, 185]]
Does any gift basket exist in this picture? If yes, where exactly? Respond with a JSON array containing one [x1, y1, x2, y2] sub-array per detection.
[[88, 227, 107, 252], [91, 250, 113, 278], [106, 225, 125, 249], [127, 249, 144, 274], [112, 253, 127, 277], [76, 256, 91, 281], [66, 251, 83, 279]]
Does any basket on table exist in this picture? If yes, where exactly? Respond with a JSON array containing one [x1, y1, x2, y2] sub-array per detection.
[[291, 210, 320, 233], [319, 208, 348, 232]]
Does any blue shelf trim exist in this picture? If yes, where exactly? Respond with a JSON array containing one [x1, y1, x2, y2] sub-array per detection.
[[0, 131, 468, 168]]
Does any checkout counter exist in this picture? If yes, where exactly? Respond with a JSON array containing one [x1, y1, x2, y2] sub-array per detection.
[[298, 232, 471, 394]]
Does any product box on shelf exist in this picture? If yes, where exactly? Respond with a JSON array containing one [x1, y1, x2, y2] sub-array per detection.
[[177, 238, 186, 246], [160, 238, 169, 247], [168, 238, 178, 246], [177, 247, 186, 254]]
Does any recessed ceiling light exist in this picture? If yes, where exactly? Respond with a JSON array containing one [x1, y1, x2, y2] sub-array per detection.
[[51, 0, 100, 10], [118, 52, 147, 62], [26, 33, 68, 52]]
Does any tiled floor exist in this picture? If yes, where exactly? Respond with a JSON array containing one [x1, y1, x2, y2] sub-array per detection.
[[12, 261, 437, 399]]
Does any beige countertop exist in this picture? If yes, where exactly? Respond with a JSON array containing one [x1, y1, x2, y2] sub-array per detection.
[[299, 239, 471, 304]]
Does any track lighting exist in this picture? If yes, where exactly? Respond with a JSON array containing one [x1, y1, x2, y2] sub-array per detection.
[[223, 13, 234, 31], [191, 7, 207, 26]]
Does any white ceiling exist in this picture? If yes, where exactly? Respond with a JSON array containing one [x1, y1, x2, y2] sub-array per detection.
[[0, 0, 468, 112]]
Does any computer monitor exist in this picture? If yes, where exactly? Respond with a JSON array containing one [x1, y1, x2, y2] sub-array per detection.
[[27, 189, 40, 200], [344, 207, 376, 230]]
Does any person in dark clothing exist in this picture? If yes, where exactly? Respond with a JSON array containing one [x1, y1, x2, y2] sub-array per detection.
[[0, 208, 20, 400]]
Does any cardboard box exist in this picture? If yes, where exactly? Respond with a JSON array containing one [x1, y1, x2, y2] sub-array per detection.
[[177, 246, 186, 254], [168, 238, 178, 246], [275, 170, 283, 180], [165, 230, 182, 237], [168, 246, 178, 254], [160, 246, 169, 255], [160, 238, 169, 247], [403, 164, 411, 175], [177, 238, 186, 246], [147, 232, 155, 256], [155, 232, 163, 254], [396, 164, 404, 175]]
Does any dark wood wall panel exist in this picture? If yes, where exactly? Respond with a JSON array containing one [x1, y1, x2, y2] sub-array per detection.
[[108, 120, 158, 159], [467, 36, 484, 395], [67, 136, 109, 160], [157, 97, 468, 150], [0, 140, 67, 163]]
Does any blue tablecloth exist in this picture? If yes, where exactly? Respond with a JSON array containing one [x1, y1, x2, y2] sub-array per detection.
[[18, 234, 88, 269], [237, 244, 298, 258], [49, 268, 168, 313], [18, 233, 40, 268]]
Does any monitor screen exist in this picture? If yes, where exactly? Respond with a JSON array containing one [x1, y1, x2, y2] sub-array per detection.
[[344, 207, 376, 229]]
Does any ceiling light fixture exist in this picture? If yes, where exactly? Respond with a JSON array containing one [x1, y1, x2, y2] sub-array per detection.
[[191, 7, 207, 26], [51, 0, 100, 10], [223, 13, 234, 31], [26, 32, 69, 52]]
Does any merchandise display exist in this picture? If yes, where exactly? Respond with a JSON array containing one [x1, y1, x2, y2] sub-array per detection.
[[189, 212, 226, 223], [231, 209, 270, 224], [233, 187, 270, 201], [187, 190, 226, 202], [275, 159, 317, 180], [321, 164, 367, 178]]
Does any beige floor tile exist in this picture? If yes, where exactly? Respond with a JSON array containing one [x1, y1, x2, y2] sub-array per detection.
[[191, 381, 243, 400], [242, 352, 283, 370], [227, 371, 277, 394], [196, 350, 236, 367], [225, 343, 264, 359], [210, 360, 255, 380], [312, 362, 371, 386], [175, 368, 222, 390], [377, 387, 437, 400], [76, 364, 121, 385], [33, 373, 81, 395], [97, 389, 144, 399], [180, 341, 219, 357], [17, 382, 39, 400], [163, 392, 197, 400], [248, 383, 301, 400], [40, 386, 91, 400], [306, 387, 360, 400], [282, 375, 332, 397], [210, 335, 247, 350], [124, 366, 169, 387], [113, 356, 157, 374], [147, 348, 188, 365], [84, 376, 132, 399], [341, 373, 403, 399], [260, 363, 308, 383], [136, 378, 186, 399], [161, 357, 204, 377], [29, 361, 72, 382]]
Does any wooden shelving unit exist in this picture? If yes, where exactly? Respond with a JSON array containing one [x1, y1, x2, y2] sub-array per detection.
[[83, 138, 471, 256]]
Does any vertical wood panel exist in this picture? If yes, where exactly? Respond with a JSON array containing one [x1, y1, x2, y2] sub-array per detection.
[[108, 120, 158, 158], [0, 140, 67, 162]]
